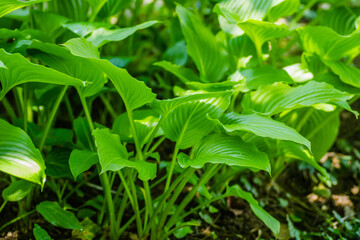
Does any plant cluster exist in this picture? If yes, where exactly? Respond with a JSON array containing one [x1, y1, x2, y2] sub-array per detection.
[[0, 0, 359, 239]]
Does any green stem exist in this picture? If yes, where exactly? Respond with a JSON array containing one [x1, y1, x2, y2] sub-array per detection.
[[127, 171, 143, 237], [1, 96, 17, 121], [89, 0, 107, 22], [39, 86, 68, 151], [291, 0, 318, 25], [116, 191, 129, 227], [147, 136, 166, 155], [165, 164, 220, 231], [256, 44, 263, 66], [64, 94, 75, 123], [23, 85, 28, 133], [0, 210, 36, 231], [0, 200, 7, 214], [100, 94, 117, 119], [295, 107, 314, 132], [78, 92, 117, 239], [164, 144, 180, 192], [118, 171, 134, 207], [143, 117, 165, 153]]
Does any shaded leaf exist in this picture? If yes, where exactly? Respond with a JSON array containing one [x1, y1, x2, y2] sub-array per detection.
[[2, 180, 33, 202], [154, 61, 200, 83], [36, 201, 83, 230], [69, 149, 98, 180], [33, 224, 52, 240], [176, 5, 228, 82], [0, 119, 46, 186]]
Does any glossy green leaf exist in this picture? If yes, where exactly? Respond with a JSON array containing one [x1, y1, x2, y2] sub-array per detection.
[[64, 38, 156, 111], [301, 52, 328, 75], [151, 92, 231, 149], [297, 26, 360, 61], [217, 112, 311, 150], [323, 60, 360, 88], [267, 0, 300, 22], [279, 141, 329, 180], [33, 224, 52, 240], [63, 22, 110, 38], [0, 0, 49, 18], [280, 108, 341, 161], [176, 5, 228, 82], [242, 81, 351, 116], [0, 119, 46, 186], [0, 49, 87, 100], [87, 20, 158, 47], [93, 128, 156, 181], [283, 63, 313, 83], [154, 61, 200, 83], [178, 133, 270, 173], [29, 40, 104, 98], [33, 11, 68, 41], [241, 65, 294, 90], [238, 20, 290, 59], [112, 109, 163, 148], [69, 149, 98, 180], [225, 185, 280, 235], [36, 201, 83, 230], [2, 180, 33, 202], [320, 7, 357, 35]]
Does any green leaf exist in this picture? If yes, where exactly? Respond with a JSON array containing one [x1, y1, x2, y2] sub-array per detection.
[[33, 11, 68, 41], [178, 133, 270, 173], [162, 40, 188, 66], [225, 185, 280, 236], [2, 180, 33, 202], [267, 0, 300, 22], [74, 117, 93, 150], [86, 20, 158, 47], [283, 63, 313, 83], [320, 6, 357, 35], [36, 201, 83, 230], [0, 119, 46, 186], [63, 38, 156, 111], [0, 49, 87, 100], [113, 109, 163, 148], [33, 224, 53, 240], [176, 5, 228, 82], [240, 65, 294, 90], [93, 128, 156, 181], [216, 112, 311, 150], [154, 61, 200, 83], [63, 22, 111, 38], [45, 148, 72, 178], [28, 40, 104, 98], [297, 26, 360, 61], [69, 150, 98, 180], [151, 91, 231, 149], [238, 20, 290, 60], [0, 0, 49, 18], [323, 60, 360, 88], [241, 81, 351, 116]]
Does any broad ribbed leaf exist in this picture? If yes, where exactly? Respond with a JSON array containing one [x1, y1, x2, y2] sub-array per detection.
[[33, 224, 52, 240], [69, 150, 99, 180], [178, 134, 270, 173], [112, 109, 163, 148], [217, 112, 311, 150], [241, 65, 294, 90], [323, 60, 360, 88], [320, 7, 357, 35], [214, 0, 281, 35], [225, 185, 280, 235], [154, 61, 200, 83], [36, 201, 83, 230], [151, 92, 231, 149], [0, 119, 46, 186], [238, 20, 290, 59], [241, 81, 351, 116], [2, 180, 33, 202], [93, 128, 156, 181], [0, 0, 49, 18], [63, 22, 110, 38], [280, 108, 341, 161], [64, 38, 156, 111], [28, 41, 104, 98], [0, 49, 87, 100], [297, 26, 360, 61], [87, 21, 158, 47], [267, 0, 300, 22], [176, 5, 228, 82], [301, 52, 328, 75], [279, 141, 329, 179], [283, 63, 313, 83]]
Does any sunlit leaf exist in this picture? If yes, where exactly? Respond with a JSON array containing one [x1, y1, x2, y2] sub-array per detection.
[[216, 112, 311, 150], [2, 180, 33, 202], [93, 128, 156, 181], [323, 60, 360, 88], [0, 119, 46, 186], [267, 0, 300, 22], [86, 20, 158, 47], [176, 5, 228, 82], [178, 133, 270, 173], [320, 6, 357, 35], [242, 81, 351, 116], [0, 0, 49, 18]]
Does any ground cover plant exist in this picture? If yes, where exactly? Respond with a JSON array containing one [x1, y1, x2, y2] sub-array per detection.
[[0, 0, 359, 239]]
